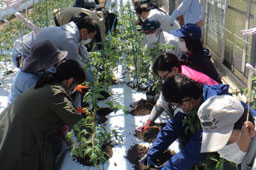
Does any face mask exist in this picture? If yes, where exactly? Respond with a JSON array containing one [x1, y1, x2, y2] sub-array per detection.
[[146, 33, 158, 44], [217, 130, 246, 164], [81, 38, 92, 45], [178, 41, 188, 52], [67, 80, 77, 95]]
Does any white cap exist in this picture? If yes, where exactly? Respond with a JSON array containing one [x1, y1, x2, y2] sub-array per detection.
[[197, 95, 244, 153]]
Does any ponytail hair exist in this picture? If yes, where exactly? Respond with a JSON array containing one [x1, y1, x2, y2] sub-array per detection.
[[34, 60, 86, 89]]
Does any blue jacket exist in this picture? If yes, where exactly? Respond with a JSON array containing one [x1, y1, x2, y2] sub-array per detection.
[[8, 70, 40, 105], [147, 84, 230, 170]]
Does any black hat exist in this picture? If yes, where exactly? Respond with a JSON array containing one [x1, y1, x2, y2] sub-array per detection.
[[141, 17, 160, 31], [21, 40, 67, 73]]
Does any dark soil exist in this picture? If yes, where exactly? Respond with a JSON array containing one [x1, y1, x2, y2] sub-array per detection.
[[98, 91, 111, 100], [81, 108, 113, 124], [97, 115, 108, 124], [130, 99, 154, 116], [154, 150, 176, 167], [126, 144, 149, 164], [133, 149, 175, 170], [126, 144, 176, 170], [73, 144, 113, 166], [97, 108, 113, 117], [80, 90, 111, 107], [134, 123, 165, 143], [97, 108, 113, 124]]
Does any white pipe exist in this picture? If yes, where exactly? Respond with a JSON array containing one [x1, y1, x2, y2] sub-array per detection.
[[15, 12, 41, 36]]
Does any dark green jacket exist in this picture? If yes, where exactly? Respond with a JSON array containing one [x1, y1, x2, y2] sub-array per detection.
[[0, 84, 81, 170]]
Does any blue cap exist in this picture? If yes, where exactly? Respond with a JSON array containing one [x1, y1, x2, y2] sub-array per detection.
[[171, 23, 201, 40], [141, 18, 161, 31]]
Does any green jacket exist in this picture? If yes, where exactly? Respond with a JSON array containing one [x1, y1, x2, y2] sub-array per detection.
[[0, 84, 82, 170]]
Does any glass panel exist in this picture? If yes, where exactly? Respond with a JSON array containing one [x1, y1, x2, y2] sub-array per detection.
[[245, 1, 255, 77], [250, 0, 255, 16], [228, 0, 248, 13], [206, 1, 225, 57], [224, 6, 247, 73]]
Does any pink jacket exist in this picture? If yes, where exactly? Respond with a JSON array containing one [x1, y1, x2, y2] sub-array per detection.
[[181, 65, 219, 85]]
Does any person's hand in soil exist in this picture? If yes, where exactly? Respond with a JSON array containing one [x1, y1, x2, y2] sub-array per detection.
[[139, 153, 162, 169], [137, 120, 152, 131]]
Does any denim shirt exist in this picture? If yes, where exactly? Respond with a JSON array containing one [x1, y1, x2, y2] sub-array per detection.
[[170, 0, 204, 24], [8, 70, 39, 105]]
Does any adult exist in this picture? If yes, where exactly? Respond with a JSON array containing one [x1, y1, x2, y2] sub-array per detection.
[[8, 40, 67, 105], [171, 23, 222, 83], [169, 0, 204, 28], [198, 95, 256, 169], [138, 52, 218, 130], [141, 18, 182, 57], [144, 74, 230, 169], [0, 59, 85, 170], [135, 3, 180, 33], [12, 16, 99, 67], [53, 7, 118, 39]]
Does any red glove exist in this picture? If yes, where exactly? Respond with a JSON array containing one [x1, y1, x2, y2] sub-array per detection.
[[76, 84, 89, 93], [76, 107, 86, 114], [137, 120, 152, 131]]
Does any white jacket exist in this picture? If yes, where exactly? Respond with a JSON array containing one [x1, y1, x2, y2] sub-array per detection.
[[147, 9, 180, 33]]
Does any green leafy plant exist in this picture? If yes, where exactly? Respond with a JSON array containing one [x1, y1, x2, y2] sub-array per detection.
[[105, 100, 129, 114], [0, 0, 74, 71], [66, 116, 123, 167]]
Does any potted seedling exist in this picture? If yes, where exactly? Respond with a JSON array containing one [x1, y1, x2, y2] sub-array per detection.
[[66, 116, 123, 168]]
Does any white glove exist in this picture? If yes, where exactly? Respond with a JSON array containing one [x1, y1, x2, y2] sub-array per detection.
[[241, 27, 256, 38], [79, 41, 89, 62]]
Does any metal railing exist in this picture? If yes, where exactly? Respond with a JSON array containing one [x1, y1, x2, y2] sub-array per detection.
[[204, 0, 256, 84]]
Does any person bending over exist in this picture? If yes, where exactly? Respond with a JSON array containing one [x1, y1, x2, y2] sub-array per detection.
[[0, 59, 85, 170], [198, 95, 256, 170]]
